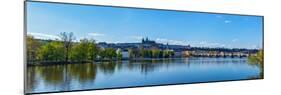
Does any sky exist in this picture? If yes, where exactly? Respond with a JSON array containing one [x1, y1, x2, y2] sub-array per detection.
[[26, 2, 263, 49]]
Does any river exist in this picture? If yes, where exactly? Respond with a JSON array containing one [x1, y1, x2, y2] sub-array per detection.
[[26, 57, 261, 93]]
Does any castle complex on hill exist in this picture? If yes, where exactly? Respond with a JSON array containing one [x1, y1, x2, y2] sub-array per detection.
[[97, 37, 259, 58]]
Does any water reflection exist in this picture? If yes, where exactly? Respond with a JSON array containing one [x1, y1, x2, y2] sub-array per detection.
[[68, 63, 97, 83], [27, 58, 262, 93], [98, 62, 117, 75]]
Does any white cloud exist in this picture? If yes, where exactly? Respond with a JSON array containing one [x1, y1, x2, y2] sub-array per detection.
[[224, 20, 232, 24], [156, 38, 189, 45], [88, 32, 105, 37], [232, 38, 239, 42], [251, 45, 260, 49], [197, 41, 225, 48], [27, 32, 59, 40], [130, 36, 143, 40], [220, 44, 226, 47]]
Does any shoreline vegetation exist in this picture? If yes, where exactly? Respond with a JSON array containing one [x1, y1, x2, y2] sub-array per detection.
[[27, 57, 250, 66], [248, 50, 264, 78], [27, 58, 178, 66], [27, 32, 261, 66]]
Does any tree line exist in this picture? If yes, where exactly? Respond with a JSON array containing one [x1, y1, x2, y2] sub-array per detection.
[[128, 48, 175, 59], [27, 32, 122, 65], [27, 32, 175, 65]]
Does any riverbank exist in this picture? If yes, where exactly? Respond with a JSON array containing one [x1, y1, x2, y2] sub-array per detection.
[[26, 56, 249, 66], [27, 58, 179, 66]]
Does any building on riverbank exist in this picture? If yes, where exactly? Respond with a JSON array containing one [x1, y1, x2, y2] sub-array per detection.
[[96, 37, 258, 58]]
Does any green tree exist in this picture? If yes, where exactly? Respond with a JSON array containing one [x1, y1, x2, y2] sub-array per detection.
[[128, 48, 140, 59], [152, 49, 161, 58], [99, 49, 106, 59], [59, 32, 75, 63], [26, 35, 40, 64], [116, 48, 123, 60], [163, 50, 169, 58], [104, 48, 117, 59], [88, 39, 99, 61], [140, 48, 146, 58], [147, 50, 152, 58], [128, 48, 135, 59], [70, 39, 90, 62], [37, 41, 65, 62], [159, 50, 163, 58], [163, 49, 174, 58], [140, 49, 153, 58], [98, 48, 117, 60], [249, 50, 264, 65]]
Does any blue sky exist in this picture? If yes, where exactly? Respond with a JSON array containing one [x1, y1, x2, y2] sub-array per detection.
[[27, 2, 263, 49]]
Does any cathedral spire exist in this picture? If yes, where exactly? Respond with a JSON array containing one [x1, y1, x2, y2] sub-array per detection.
[[146, 37, 148, 41]]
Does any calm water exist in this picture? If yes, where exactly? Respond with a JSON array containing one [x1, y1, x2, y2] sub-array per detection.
[[26, 57, 261, 93]]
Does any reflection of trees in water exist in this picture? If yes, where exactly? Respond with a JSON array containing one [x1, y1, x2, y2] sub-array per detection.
[[97, 62, 117, 75], [126, 59, 184, 75], [139, 63, 156, 75], [36, 65, 65, 84], [248, 50, 264, 79], [27, 64, 98, 92], [27, 65, 66, 92], [27, 57, 262, 93], [68, 63, 97, 83], [114, 61, 123, 71], [96, 59, 181, 75], [246, 60, 262, 79], [26, 67, 37, 93], [247, 62, 263, 79]]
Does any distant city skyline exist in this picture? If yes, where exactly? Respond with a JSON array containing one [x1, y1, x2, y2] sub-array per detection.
[[27, 2, 263, 49]]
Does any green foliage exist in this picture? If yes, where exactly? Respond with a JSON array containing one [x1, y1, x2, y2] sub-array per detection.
[[128, 49, 139, 58], [70, 40, 89, 62], [27, 32, 180, 64], [88, 39, 99, 61], [98, 48, 118, 60], [26, 35, 40, 64], [163, 50, 174, 58], [27, 32, 122, 64], [248, 50, 264, 78], [140, 49, 152, 58], [248, 50, 264, 65], [70, 39, 99, 62], [59, 32, 75, 62], [99, 49, 106, 59], [104, 48, 117, 59], [37, 41, 65, 62], [116, 49, 122, 60], [136, 48, 175, 58], [117, 53, 122, 60], [152, 49, 161, 58]]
